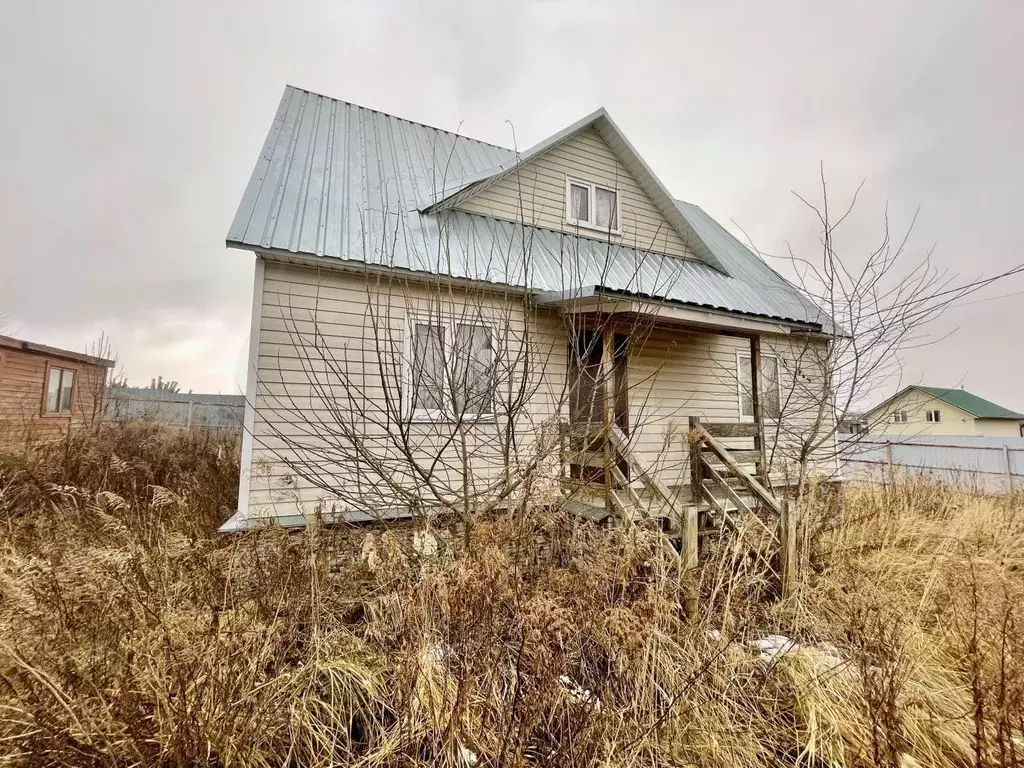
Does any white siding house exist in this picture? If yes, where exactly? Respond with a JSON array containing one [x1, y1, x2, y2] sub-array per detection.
[[221, 86, 839, 531]]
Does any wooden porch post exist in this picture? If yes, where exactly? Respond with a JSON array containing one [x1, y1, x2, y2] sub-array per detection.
[[685, 416, 702, 571], [601, 323, 617, 517], [688, 416, 703, 498], [749, 336, 767, 482]]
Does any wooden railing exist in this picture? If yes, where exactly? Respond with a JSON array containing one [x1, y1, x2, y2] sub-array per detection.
[[687, 416, 795, 595], [607, 425, 698, 568], [562, 417, 795, 597]]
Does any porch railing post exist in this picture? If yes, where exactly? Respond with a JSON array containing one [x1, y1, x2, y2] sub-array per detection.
[[749, 336, 767, 484], [684, 415, 703, 617], [688, 416, 703, 497], [601, 324, 617, 518]]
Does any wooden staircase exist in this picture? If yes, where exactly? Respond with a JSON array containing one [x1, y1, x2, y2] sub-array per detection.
[[562, 416, 794, 592]]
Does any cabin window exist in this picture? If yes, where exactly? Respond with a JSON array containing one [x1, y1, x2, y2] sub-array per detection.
[[408, 318, 494, 420], [738, 354, 780, 421], [925, 409, 941, 423], [45, 366, 76, 413], [566, 178, 620, 233], [893, 410, 908, 423]]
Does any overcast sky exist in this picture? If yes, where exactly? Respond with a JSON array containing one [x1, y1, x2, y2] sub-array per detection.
[[1, 1, 1021, 409]]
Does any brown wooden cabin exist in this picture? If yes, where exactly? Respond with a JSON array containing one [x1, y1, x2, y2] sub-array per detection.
[[0, 335, 115, 447]]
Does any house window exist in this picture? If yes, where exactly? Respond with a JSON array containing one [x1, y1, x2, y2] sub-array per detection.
[[566, 178, 620, 233], [738, 354, 780, 421], [45, 366, 76, 413], [408, 318, 495, 420], [893, 410, 908, 424], [925, 409, 941, 423]]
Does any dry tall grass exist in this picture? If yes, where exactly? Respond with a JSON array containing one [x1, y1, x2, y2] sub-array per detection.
[[0, 424, 1021, 767]]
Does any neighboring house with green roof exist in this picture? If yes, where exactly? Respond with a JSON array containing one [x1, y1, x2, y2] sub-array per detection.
[[866, 385, 1024, 438]]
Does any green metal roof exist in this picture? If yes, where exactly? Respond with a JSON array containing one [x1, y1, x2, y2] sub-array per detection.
[[914, 386, 1024, 420]]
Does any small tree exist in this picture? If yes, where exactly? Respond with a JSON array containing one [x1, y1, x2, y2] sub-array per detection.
[[83, 331, 120, 428], [749, 168, 1024, 499]]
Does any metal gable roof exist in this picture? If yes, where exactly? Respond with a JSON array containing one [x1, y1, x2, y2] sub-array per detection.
[[913, 386, 1024, 420], [228, 85, 830, 329]]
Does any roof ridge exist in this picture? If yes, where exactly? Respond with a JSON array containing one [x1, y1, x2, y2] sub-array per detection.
[[284, 84, 515, 152]]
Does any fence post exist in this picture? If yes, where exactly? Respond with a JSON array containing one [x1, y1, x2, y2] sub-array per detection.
[[186, 399, 195, 429], [779, 498, 797, 599], [1003, 445, 1014, 493], [885, 440, 894, 482]]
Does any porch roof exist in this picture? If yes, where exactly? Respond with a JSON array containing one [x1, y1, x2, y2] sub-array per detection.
[[532, 288, 809, 336]]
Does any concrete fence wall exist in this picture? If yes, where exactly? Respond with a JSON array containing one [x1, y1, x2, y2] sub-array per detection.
[[104, 388, 244, 430], [841, 434, 1024, 492]]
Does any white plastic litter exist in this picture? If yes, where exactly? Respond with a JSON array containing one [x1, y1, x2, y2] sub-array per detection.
[[558, 675, 602, 711], [746, 634, 848, 671], [457, 743, 478, 766], [748, 634, 801, 663], [413, 530, 439, 557]]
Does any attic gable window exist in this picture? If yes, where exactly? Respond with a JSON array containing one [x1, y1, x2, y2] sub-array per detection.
[[566, 178, 620, 234]]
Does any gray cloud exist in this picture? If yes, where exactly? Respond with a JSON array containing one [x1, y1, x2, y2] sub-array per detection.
[[1, 0, 1021, 407]]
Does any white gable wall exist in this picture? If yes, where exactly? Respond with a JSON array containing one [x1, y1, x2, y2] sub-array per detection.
[[456, 127, 697, 260]]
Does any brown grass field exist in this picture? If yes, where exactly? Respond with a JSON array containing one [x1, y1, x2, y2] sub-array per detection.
[[0, 423, 1021, 767]]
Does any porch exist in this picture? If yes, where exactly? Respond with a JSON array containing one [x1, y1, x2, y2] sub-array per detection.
[[544, 291, 796, 594]]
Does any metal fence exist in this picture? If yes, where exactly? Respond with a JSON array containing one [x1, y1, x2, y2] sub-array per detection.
[[104, 388, 245, 430], [841, 434, 1024, 492]]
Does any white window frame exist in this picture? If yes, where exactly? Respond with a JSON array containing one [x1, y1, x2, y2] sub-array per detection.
[[404, 314, 497, 423], [736, 351, 782, 423], [564, 177, 622, 235], [925, 409, 941, 423], [893, 410, 908, 424]]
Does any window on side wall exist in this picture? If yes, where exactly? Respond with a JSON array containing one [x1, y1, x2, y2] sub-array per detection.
[[408, 317, 495, 421], [738, 354, 780, 421], [566, 178, 620, 233], [892, 410, 908, 424], [925, 409, 941, 423], [45, 366, 76, 413]]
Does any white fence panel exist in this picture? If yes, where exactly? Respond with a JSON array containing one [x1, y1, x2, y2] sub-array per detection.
[[841, 434, 1024, 492], [104, 388, 244, 430]]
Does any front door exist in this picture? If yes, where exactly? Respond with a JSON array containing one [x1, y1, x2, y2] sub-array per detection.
[[568, 329, 629, 481]]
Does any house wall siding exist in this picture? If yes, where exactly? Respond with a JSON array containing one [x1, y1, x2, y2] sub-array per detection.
[[248, 260, 569, 520], [974, 419, 1024, 438], [867, 389, 978, 436], [455, 127, 697, 260], [246, 259, 835, 521], [0, 348, 108, 447]]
